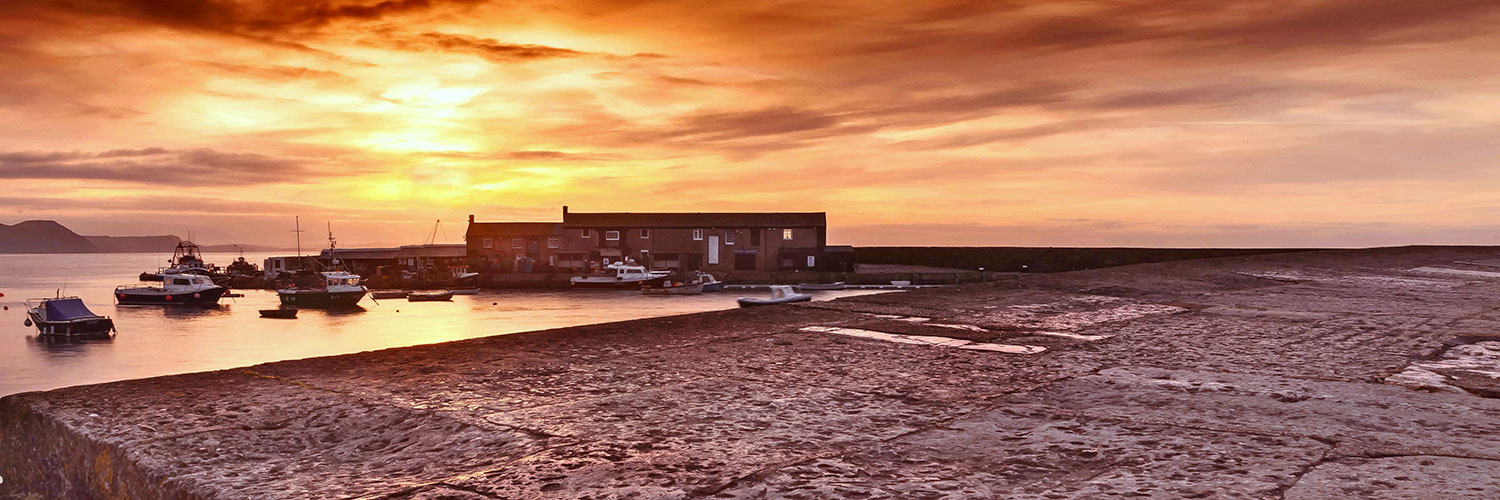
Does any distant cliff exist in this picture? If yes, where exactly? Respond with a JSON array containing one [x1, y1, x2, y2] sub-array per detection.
[[0, 220, 179, 253], [86, 235, 183, 253], [0, 220, 99, 253]]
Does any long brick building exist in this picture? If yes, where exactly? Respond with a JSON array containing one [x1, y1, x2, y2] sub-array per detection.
[[466, 207, 831, 273]]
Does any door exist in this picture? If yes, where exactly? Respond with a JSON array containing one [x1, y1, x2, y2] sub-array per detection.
[[735, 252, 757, 271], [708, 236, 720, 264]]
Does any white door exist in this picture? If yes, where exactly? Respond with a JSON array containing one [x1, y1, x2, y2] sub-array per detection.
[[708, 236, 720, 264]]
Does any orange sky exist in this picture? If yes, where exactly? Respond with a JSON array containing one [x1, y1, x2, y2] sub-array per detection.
[[3, 0, 1500, 247]]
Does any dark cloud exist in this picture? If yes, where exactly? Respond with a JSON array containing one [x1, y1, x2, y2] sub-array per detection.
[[22, 0, 490, 35], [0, 148, 353, 186], [197, 61, 353, 82], [403, 32, 586, 61]]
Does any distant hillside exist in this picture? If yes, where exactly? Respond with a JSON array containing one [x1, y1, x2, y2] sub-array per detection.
[[200, 243, 292, 252], [87, 235, 182, 253], [0, 220, 98, 253]]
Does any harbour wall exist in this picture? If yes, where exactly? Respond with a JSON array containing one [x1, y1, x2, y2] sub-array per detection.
[[852, 246, 1318, 273]]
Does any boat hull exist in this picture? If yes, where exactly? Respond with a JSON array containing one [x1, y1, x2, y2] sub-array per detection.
[[737, 295, 813, 307], [27, 315, 115, 337], [277, 290, 366, 308], [116, 286, 228, 305], [643, 283, 704, 295], [570, 279, 652, 289]]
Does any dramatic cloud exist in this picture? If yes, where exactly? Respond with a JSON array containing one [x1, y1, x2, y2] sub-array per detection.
[[3, 0, 1500, 246]]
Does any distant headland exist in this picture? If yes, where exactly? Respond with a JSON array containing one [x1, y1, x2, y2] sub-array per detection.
[[0, 220, 285, 254]]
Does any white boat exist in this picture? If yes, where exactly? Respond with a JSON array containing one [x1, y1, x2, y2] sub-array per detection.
[[115, 274, 228, 305], [696, 272, 725, 292], [643, 280, 705, 295], [277, 271, 368, 308], [795, 281, 846, 291], [571, 262, 670, 289], [737, 285, 812, 307]]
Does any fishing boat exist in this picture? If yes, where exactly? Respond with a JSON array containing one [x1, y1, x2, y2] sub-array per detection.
[[696, 272, 725, 292], [277, 271, 367, 308], [369, 290, 409, 300], [407, 290, 454, 302], [274, 220, 368, 309], [139, 241, 227, 285], [259, 309, 298, 319], [24, 296, 115, 337], [642, 280, 704, 295], [795, 281, 846, 291], [571, 261, 670, 289], [737, 285, 812, 307], [115, 274, 228, 305]]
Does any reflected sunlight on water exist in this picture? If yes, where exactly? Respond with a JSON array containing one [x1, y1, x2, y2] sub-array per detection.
[[0, 253, 882, 396]]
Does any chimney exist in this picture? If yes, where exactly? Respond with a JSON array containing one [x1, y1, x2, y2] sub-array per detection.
[[467, 214, 474, 223], [562, 205, 569, 217]]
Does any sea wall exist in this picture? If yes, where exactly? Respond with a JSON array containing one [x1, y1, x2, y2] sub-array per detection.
[[852, 246, 1316, 273]]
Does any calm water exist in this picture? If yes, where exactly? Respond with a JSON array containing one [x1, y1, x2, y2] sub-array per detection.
[[0, 252, 878, 396]]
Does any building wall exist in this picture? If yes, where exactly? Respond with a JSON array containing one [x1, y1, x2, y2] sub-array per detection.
[[561, 225, 823, 272]]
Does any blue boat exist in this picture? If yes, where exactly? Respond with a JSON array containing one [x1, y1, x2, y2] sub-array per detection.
[[24, 297, 115, 337]]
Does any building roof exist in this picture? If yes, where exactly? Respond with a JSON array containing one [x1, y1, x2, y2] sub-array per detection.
[[320, 247, 399, 260], [563, 212, 826, 228], [396, 244, 467, 258], [466, 222, 561, 237]]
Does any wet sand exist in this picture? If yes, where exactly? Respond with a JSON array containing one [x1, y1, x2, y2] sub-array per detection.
[[6, 246, 1500, 498]]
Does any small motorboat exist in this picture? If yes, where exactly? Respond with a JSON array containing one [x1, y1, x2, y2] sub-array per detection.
[[642, 280, 704, 295], [795, 281, 846, 291], [571, 261, 671, 289], [25, 296, 115, 337], [115, 274, 229, 305], [449, 288, 480, 295], [696, 272, 725, 292], [737, 285, 812, 307], [370, 290, 409, 300], [259, 309, 298, 319], [407, 290, 454, 302]]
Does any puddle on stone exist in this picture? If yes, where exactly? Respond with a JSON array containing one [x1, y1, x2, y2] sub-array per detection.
[[1033, 330, 1113, 341], [1409, 266, 1500, 279], [927, 323, 989, 332], [800, 326, 1045, 354]]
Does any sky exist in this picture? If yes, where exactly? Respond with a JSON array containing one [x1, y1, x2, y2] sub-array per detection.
[[2, 0, 1500, 248]]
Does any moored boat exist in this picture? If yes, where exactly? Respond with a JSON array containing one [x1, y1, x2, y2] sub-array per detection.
[[642, 280, 704, 295], [407, 290, 454, 302], [115, 274, 228, 305], [571, 262, 670, 289], [24, 296, 115, 337], [259, 309, 298, 319], [795, 281, 846, 291], [696, 272, 725, 292], [737, 285, 812, 307], [370, 290, 410, 300], [277, 271, 367, 308]]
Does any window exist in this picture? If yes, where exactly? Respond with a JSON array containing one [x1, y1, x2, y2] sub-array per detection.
[[582, 229, 591, 239], [692, 228, 703, 240], [783, 228, 794, 240], [640, 229, 650, 239], [751, 230, 761, 246], [512, 238, 523, 249], [725, 231, 735, 245], [547, 236, 560, 249], [482, 237, 493, 249], [605, 230, 621, 241]]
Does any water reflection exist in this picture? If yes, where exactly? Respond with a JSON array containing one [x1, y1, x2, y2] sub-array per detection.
[[1, 252, 886, 396]]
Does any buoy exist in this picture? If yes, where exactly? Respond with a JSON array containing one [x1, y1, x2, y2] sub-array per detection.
[[194, 293, 201, 298], [165, 295, 173, 301], [24, 318, 32, 327]]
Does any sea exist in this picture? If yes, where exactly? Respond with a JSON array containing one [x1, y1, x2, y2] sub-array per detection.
[[0, 252, 877, 396]]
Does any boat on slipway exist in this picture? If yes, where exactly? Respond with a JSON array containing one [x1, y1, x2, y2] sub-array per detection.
[[24, 296, 115, 337], [696, 272, 725, 292], [115, 274, 228, 305], [737, 285, 812, 307], [571, 262, 670, 289]]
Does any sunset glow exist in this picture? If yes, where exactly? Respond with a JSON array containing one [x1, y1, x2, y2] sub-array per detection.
[[4, 0, 1500, 246]]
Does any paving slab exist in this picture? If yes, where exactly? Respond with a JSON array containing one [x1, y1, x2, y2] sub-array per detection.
[[7, 247, 1500, 499]]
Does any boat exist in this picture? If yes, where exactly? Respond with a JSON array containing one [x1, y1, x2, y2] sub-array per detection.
[[370, 290, 409, 300], [115, 274, 229, 305], [570, 261, 670, 289], [275, 220, 368, 309], [795, 281, 846, 291], [407, 290, 454, 302], [737, 285, 812, 307], [258, 309, 298, 319], [696, 272, 725, 292], [449, 288, 479, 295], [24, 296, 115, 337], [277, 271, 367, 308], [642, 280, 704, 295], [226, 256, 264, 289], [139, 241, 228, 285]]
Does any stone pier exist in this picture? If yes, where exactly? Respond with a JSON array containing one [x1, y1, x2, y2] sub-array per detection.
[[6, 247, 1500, 499]]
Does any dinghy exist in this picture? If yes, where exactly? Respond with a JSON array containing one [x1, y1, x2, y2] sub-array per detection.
[[407, 290, 454, 302], [737, 285, 812, 307]]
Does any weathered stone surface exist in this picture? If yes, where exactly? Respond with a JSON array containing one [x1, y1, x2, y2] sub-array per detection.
[[7, 247, 1500, 499]]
